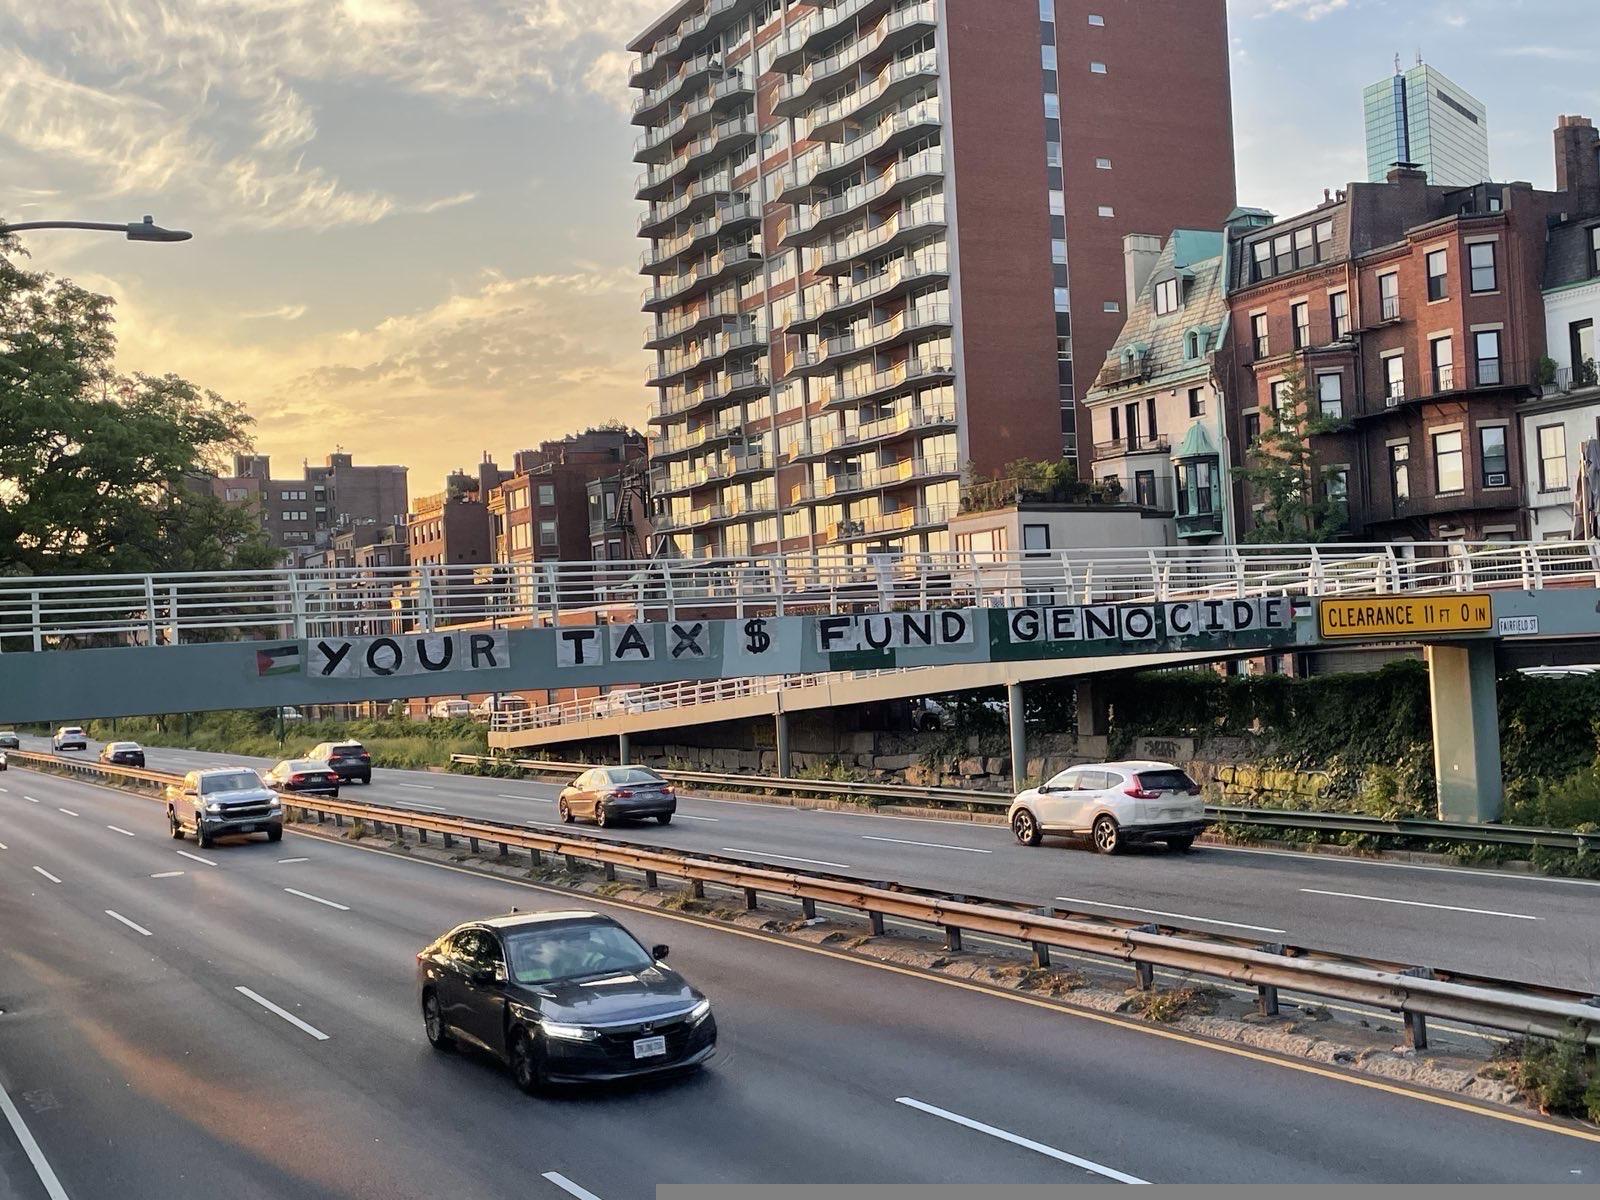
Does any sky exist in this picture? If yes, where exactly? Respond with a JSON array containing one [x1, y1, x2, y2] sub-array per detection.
[[2, 0, 1597, 490]]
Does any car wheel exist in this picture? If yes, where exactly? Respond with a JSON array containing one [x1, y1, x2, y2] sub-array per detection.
[[168, 810, 184, 840], [422, 990, 453, 1052], [195, 820, 214, 850], [266, 826, 283, 844], [558, 798, 574, 824], [1091, 814, 1122, 855], [362, 774, 372, 785], [1165, 835, 1195, 853], [1010, 809, 1043, 847], [509, 1027, 545, 1095], [595, 802, 611, 829], [656, 813, 673, 825]]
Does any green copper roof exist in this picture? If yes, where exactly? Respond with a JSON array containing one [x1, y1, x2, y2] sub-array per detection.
[[1174, 421, 1218, 460]]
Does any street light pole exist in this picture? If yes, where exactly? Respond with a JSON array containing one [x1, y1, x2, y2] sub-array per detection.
[[0, 215, 192, 242]]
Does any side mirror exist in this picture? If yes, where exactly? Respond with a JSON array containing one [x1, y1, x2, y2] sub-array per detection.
[[651, 944, 670, 961], [491, 962, 508, 983]]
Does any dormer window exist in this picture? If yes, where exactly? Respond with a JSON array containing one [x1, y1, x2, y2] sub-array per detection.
[[1153, 278, 1179, 316], [1184, 330, 1204, 360]]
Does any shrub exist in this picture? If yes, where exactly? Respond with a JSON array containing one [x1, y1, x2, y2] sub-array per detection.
[[1509, 1035, 1589, 1114]]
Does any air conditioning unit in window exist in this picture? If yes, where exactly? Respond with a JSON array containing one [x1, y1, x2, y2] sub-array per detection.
[[1486, 472, 1507, 488]]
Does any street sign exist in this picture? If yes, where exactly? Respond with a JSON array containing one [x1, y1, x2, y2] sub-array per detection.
[[1317, 594, 1493, 640], [1498, 615, 1540, 636]]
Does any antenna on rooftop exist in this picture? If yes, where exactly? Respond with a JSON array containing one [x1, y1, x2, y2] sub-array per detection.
[[1394, 52, 1402, 74]]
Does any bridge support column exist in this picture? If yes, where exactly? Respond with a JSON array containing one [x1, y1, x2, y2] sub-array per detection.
[[1007, 681, 1026, 793], [1425, 641, 1503, 824], [618, 731, 631, 766], [1075, 678, 1110, 759], [774, 710, 791, 778]]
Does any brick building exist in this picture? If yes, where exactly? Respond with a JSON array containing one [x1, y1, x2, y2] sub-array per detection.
[[486, 429, 648, 565], [216, 452, 409, 558]]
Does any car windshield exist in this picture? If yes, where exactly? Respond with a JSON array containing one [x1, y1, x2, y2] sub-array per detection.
[[331, 744, 365, 755], [201, 771, 263, 794], [604, 768, 666, 787], [502, 922, 655, 985], [1136, 769, 1197, 792], [110, 743, 136, 751]]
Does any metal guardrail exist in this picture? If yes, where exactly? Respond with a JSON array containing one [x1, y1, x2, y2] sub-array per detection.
[[450, 755, 1600, 854], [15, 749, 1600, 1052], [3, 539, 1599, 651]]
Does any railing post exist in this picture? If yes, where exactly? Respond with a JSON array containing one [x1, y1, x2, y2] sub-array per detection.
[[1131, 923, 1159, 990], [1145, 550, 1161, 602], [771, 554, 787, 615], [1400, 966, 1435, 1050], [1307, 546, 1325, 595], [542, 562, 561, 623], [167, 584, 180, 645], [288, 569, 307, 640], [1381, 545, 1400, 594], [144, 576, 159, 646], [1256, 943, 1285, 1016], [662, 560, 676, 623], [416, 566, 436, 634]]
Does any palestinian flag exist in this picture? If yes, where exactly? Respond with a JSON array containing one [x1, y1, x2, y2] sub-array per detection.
[[257, 644, 302, 677]]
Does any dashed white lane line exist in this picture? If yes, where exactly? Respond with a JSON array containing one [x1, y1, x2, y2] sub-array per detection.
[[105, 910, 153, 937], [541, 1171, 605, 1200], [498, 794, 554, 802], [1210, 842, 1600, 888], [393, 801, 448, 811], [1300, 888, 1539, 921], [721, 847, 851, 869], [862, 834, 991, 854], [24, 795, 39, 804], [235, 986, 330, 1041], [106, 825, 136, 837], [32, 866, 61, 884], [278, 857, 311, 864], [0, 1076, 70, 1200], [284, 887, 349, 911], [674, 814, 718, 822], [0, 786, 7, 793], [895, 1097, 1148, 1185], [176, 850, 217, 867], [151, 871, 185, 879], [1054, 895, 1287, 936], [0, 841, 7, 850], [57, 808, 78, 817], [396, 783, 436, 790]]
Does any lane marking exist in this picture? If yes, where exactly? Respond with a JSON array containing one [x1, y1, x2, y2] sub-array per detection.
[[1300, 889, 1539, 921], [278, 857, 311, 864], [283, 887, 350, 911], [0, 1077, 70, 1200], [1209, 842, 1600, 889], [176, 850, 217, 867], [721, 847, 851, 869], [24, 795, 39, 803], [0, 786, 7, 792], [541, 1171, 604, 1200], [1054, 895, 1287, 935], [674, 814, 718, 822], [106, 825, 136, 837], [393, 801, 448, 811], [57, 808, 79, 817], [32, 866, 61, 884], [498, 794, 553, 802], [150, 871, 185, 878], [895, 1096, 1147, 1184], [397, 783, 436, 791], [294, 828, 1600, 1145], [0, 841, 7, 850], [105, 910, 153, 937], [862, 834, 991, 855], [235, 986, 330, 1041]]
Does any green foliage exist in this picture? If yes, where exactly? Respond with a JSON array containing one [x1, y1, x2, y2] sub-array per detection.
[[1232, 362, 1346, 543], [86, 711, 488, 769], [961, 457, 1124, 513], [1536, 355, 1559, 386], [1508, 1035, 1590, 1115]]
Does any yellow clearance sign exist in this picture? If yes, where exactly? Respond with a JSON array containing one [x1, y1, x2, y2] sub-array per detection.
[[1317, 594, 1493, 640]]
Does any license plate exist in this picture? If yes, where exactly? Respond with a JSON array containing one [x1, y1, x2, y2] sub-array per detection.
[[633, 1035, 667, 1059], [237, 824, 257, 834]]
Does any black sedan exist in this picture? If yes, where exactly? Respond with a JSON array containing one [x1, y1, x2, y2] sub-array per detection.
[[557, 766, 677, 826], [264, 758, 341, 797], [417, 911, 715, 1093], [99, 741, 146, 768]]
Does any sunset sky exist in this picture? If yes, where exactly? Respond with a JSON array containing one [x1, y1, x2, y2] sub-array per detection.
[[3, 0, 1595, 490]]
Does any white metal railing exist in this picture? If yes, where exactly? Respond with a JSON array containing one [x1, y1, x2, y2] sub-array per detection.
[[2, 541, 1598, 653]]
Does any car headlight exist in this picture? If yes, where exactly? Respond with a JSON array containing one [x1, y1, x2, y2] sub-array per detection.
[[205, 802, 223, 813], [542, 1022, 600, 1042], [688, 997, 712, 1024]]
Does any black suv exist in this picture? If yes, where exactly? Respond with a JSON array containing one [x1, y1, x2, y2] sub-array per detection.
[[310, 740, 372, 785]]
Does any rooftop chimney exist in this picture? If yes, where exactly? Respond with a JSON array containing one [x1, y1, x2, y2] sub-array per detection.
[[1554, 115, 1600, 204], [1122, 233, 1163, 313]]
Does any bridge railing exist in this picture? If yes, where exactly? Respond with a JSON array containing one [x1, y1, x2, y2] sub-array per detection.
[[2, 539, 1597, 652]]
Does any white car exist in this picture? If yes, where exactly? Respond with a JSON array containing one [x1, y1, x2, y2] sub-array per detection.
[[429, 699, 473, 720], [52, 725, 88, 752], [1007, 760, 1208, 855]]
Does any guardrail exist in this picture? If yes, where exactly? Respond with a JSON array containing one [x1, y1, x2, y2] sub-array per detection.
[[4, 539, 1599, 651], [450, 755, 1600, 854], [15, 749, 1600, 1052]]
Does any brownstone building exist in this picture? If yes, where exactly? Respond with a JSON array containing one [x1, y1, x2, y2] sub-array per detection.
[[486, 429, 648, 565], [630, 0, 1236, 559]]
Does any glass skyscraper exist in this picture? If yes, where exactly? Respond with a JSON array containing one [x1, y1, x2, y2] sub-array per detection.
[[1363, 61, 1488, 187]]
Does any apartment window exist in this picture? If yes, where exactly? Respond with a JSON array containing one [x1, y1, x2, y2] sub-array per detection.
[[1252, 241, 1271, 282], [1539, 424, 1568, 491], [538, 520, 558, 547], [1244, 412, 1262, 446], [1089, 13, 1105, 25], [1134, 471, 1157, 507], [538, 484, 555, 506], [1291, 301, 1310, 349], [1090, 62, 1107, 74], [1469, 242, 1497, 293], [1480, 426, 1508, 486], [1109, 408, 1120, 441], [510, 523, 532, 551], [1384, 354, 1406, 403], [1102, 300, 1120, 313], [1055, 287, 1071, 309], [1052, 238, 1068, 263], [1273, 234, 1293, 275], [1379, 272, 1400, 321], [1317, 372, 1343, 419], [1390, 444, 1411, 501], [1095, 157, 1112, 170], [1097, 205, 1114, 218], [1154, 278, 1178, 315], [1426, 249, 1448, 301], [605, 491, 618, 519], [1293, 226, 1314, 269], [1430, 337, 1454, 391], [1145, 396, 1158, 438], [1251, 313, 1269, 359], [1330, 290, 1350, 339], [1268, 379, 1288, 414], [1049, 190, 1065, 215], [1433, 430, 1464, 493], [1327, 468, 1349, 526], [1315, 220, 1333, 259], [1188, 387, 1205, 417], [1023, 524, 1051, 554], [1474, 330, 1502, 386], [1590, 226, 1600, 276]]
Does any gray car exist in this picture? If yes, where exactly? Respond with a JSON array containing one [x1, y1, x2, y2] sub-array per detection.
[[166, 768, 284, 848], [558, 766, 677, 826]]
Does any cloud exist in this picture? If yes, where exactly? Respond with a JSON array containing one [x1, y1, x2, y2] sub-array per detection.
[[413, 191, 479, 214], [1248, 0, 1351, 18], [241, 304, 308, 321], [1497, 45, 1590, 62]]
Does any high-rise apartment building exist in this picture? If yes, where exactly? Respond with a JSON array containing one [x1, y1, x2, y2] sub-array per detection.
[[630, 0, 1236, 561], [1363, 60, 1489, 187], [214, 452, 409, 559]]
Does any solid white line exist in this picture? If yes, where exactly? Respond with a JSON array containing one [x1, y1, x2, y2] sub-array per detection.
[[57, 808, 78, 817], [674, 813, 718, 822], [284, 887, 349, 911], [235, 986, 330, 1040], [721, 847, 851, 869], [862, 834, 991, 855], [498, 794, 553, 802], [0, 1077, 71, 1200], [150, 871, 185, 878], [176, 850, 217, 867], [1209, 842, 1600, 888], [278, 857, 311, 864], [106, 825, 136, 837], [32, 866, 61, 884], [105, 910, 153, 937], [397, 783, 436, 790], [541, 1171, 604, 1200], [1300, 888, 1539, 920], [1055, 895, 1287, 935], [895, 1097, 1148, 1185]]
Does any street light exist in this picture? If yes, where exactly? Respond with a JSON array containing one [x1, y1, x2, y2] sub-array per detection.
[[0, 215, 192, 242]]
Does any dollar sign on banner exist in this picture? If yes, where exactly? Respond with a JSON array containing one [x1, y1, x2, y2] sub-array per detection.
[[744, 617, 772, 654]]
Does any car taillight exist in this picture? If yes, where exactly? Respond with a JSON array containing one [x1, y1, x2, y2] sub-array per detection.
[[1124, 785, 1161, 800], [291, 774, 306, 784], [358, 753, 371, 761], [610, 789, 634, 798], [663, 786, 675, 796]]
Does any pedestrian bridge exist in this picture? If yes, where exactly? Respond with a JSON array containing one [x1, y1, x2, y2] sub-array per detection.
[[3, 539, 1599, 823]]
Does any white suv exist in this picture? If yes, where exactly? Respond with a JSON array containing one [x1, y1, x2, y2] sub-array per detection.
[[52, 726, 88, 752], [1007, 760, 1207, 855]]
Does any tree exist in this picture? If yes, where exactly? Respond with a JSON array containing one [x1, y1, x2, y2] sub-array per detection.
[[0, 234, 276, 576], [1233, 362, 1345, 543]]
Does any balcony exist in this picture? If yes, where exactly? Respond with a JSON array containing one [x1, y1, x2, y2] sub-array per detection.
[[779, 99, 943, 199], [636, 171, 735, 237], [1366, 359, 1536, 417], [814, 254, 950, 323], [793, 453, 959, 504], [828, 501, 958, 543], [644, 298, 743, 349], [815, 201, 946, 274], [641, 243, 762, 312], [802, 47, 940, 145], [646, 331, 767, 394], [631, 50, 726, 131], [768, 0, 895, 75], [781, 148, 945, 247], [651, 416, 746, 458], [1092, 433, 1172, 460], [640, 200, 760, 278], [635, 113, 756, 200], [824, 351, 955, 406], [800, 404, 958, 458], [772, 1, 937, 118]]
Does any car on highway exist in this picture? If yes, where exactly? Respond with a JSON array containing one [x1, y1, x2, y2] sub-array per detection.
[[308, 740, 373, 785], [473, 694, 530, 721], [264, 758, 342, 797], [0, 730, 18, 750], [165, 767, 284, 848], [98, 741, 146, 768], [0, 751, 7, 771], [557, 766, 676, 827], [417, 910, 716, 1093], [430, 698, 473, 720], [1007, 760, 1208, 855], [52, 725, 88, 751]]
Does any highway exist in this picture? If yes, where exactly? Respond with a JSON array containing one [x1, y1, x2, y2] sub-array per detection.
[[24, 734, 1600, 990], [1, 763, 1597, 1197]]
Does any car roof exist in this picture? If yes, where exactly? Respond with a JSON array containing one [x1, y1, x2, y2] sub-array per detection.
[[1077, 760, 1180, 771], [475, 910, 611, 931], [193, 766, 259, 776], [108, 741, 139, 749]]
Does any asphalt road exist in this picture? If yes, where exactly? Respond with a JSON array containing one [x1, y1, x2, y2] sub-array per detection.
[[17, 734, 1600, 991], [1, 766, 1597, 1198]]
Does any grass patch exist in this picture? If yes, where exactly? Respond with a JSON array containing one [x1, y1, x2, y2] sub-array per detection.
[[1124, 986, 1215, 1023], [1501, 1035, 1594, 1116]]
